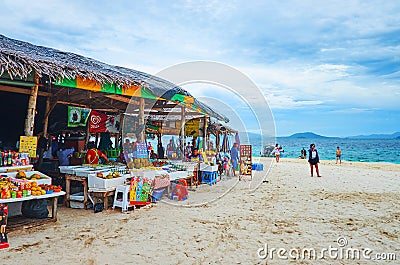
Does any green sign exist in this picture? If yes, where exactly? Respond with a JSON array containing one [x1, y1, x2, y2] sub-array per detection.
[[68, 106, 91, 127]]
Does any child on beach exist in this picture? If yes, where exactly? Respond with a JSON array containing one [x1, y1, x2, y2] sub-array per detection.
[[273, 144, 280, 162], [308, 144, 321, 177], [336, 146, 342, 164]]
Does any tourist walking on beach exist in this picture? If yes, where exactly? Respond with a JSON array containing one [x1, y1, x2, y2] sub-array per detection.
[[308, 144, 321, 177], [230, 143, 239, 177], [336, 146, 342, 164], [273, 144, 281, 162]]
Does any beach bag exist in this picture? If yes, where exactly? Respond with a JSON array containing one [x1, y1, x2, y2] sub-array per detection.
[[93, 202, 104, 213], [21, 199, 49, 219]]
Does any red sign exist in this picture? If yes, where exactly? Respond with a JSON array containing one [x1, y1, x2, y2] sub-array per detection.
[[89, 110, 120, 133]]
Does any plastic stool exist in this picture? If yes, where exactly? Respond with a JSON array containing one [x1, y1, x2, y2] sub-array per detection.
[[202, 171, 217, 185], [113, 185, 131, 212]]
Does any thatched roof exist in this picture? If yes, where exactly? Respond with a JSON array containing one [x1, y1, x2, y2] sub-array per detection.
[[0, 34, 229, 122]]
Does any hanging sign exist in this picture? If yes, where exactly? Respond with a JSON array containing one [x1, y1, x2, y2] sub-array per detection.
[[67, 106, 91, 127], [89, 110, 120, 133], [185, 118, 200, 137]]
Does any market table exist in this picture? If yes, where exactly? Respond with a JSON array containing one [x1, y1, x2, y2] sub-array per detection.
[[0, 191, 66, 230], [64, 174, 88, 209], [88, 188, 115, 209]]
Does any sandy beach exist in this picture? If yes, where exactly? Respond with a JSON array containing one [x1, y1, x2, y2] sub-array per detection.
[[1, 158, 399, 264]]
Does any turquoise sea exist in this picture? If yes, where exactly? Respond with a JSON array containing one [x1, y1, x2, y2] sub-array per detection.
[[250, 137, 400, 164]]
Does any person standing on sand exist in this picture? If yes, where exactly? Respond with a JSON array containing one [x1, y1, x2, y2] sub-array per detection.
[[230, 143, 240, 177], [308, 144, 321, 177], [273, 144, 280, 162], [336, 146, 342, 164]]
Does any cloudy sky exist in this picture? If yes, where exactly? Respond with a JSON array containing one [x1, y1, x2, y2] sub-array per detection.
[[1, 0, 399, 137]]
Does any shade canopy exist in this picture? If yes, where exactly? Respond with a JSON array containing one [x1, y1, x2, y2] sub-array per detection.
[[0, 34, 229, 122]]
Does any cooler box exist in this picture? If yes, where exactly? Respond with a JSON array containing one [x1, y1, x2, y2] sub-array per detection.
[[87, 172, 130, 190]]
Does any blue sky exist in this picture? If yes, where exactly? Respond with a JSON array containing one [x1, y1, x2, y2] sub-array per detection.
[[0, 0, 399, 137]]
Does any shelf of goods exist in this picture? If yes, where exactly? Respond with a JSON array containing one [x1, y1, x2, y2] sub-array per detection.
[[0, 191, 66, 204], [59, 165, 128, 177], [240, 145, 252, 176]]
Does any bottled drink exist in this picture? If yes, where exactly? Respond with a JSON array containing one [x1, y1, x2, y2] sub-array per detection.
[[3, 151, 8, 166], [7, 151, 12, 166]]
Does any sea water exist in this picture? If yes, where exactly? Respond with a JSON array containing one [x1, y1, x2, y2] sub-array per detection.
[[249, 137, 400, 164]]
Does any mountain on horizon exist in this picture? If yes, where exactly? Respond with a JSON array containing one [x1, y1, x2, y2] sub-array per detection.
[[347, 132, 400, 139], [286, 132, 328, 139]]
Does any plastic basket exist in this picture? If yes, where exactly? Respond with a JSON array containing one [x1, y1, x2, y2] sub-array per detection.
[[107, 148, 121, 158]]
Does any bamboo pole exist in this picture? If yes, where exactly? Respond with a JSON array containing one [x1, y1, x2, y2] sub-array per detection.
[[138, 98, 145, 142], [85, 119, 91, 150], [117, 113, 124, 148], [24, 73, 39, 136], [180, 106, 186, 160], [42, 97, 51, 136]]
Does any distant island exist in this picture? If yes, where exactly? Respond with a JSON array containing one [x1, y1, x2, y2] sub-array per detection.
[[347, 132, 400, 139], [286, 132, 328, 139], [240, 131, 400, 139]]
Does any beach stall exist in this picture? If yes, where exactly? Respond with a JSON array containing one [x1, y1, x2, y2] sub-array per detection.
[[0, 34, 233, 219]]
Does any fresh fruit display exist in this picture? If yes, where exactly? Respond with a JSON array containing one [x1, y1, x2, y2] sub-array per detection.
[[98, 171, 121, 179], [0, 174, 63, 200], [127, 158, 152, 169], [39, 184, 62, 193], [15, 171, 26, 179], [29, 173, 42, 180]]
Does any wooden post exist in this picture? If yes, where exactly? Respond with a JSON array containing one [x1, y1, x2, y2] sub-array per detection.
[[24, 73, 39, 136], [85, 120, 91, 149], [42, 97, 51, 136], [203, 116, 207, 151], [138, 98, 145, 142], [180, 106, 186, 160], [117, 113, 124, 148]]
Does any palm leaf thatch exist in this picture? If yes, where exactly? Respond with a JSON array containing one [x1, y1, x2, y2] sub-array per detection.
[[0, 34, 229, 122]]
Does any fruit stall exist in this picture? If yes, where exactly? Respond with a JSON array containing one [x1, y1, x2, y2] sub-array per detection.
[[0, 169, 65, 247]]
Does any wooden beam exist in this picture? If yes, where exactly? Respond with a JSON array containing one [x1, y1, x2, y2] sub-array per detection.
[[57, 100, 89, 108], [24, 73, 40, 136], [93, 108, 120, 113], [105, 94, 139, 105], [0, 85, 51, 97]]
